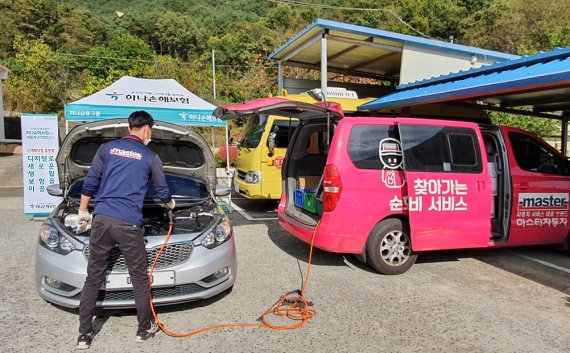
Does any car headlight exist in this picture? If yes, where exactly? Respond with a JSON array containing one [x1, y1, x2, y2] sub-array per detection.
[[245, 171, 261, 184], [39, 223, 75, 255], [201, 220, 232, 249]]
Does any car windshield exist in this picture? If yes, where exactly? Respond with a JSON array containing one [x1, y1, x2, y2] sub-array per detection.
[[67, 175, 209, 201]]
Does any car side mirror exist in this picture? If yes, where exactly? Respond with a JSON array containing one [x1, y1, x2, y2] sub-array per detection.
[[47, 184, 64, 197], [215, 185, 231, 197], [268, 132, 276, 157], [268, 132, 276, 149]]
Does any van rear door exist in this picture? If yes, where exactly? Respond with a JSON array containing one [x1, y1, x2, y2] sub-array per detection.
[[214, 98, 344, 121], [398, 119, 492, 251]]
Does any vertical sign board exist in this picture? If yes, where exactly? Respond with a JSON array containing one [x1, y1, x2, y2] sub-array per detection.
[[21, 114, 61, 216]]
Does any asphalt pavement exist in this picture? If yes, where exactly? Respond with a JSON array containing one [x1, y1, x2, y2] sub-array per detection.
[[1, 152, 569, 352]]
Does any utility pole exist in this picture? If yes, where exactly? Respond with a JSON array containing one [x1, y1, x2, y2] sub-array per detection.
[[212, 49, 216, 99]]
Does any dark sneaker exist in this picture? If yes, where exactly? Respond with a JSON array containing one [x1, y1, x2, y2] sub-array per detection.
[[134, 322, 160, 343], [76, 332, 93, 350]]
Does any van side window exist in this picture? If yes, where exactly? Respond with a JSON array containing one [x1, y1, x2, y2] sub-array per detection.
[[267, 120, 300, 148], [508, 132, 566, 175], [399, 125, 482, 173], [448, 133, 478, 167], [348, 125, 399, 169]]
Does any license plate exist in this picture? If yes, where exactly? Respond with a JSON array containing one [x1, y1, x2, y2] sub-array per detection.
[[105, 271, 175, 290]]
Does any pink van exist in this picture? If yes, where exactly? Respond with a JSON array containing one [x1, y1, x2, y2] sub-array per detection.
[[215, 98, 570, 274]]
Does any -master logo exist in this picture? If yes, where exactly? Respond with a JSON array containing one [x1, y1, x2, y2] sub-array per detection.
[[109, 148, 143, 160], [518, 193, 569, 210]]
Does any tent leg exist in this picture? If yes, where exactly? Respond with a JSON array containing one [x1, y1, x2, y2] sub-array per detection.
[[211, 127, 215, 151], [65, 120, 69, 135], [225, 124, 232, 212]]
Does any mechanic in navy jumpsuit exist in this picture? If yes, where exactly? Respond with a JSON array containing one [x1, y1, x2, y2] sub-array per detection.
[[76, 111, 174, 345]]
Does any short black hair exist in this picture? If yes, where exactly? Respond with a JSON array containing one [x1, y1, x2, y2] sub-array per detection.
[[128, 110, 154, 129]]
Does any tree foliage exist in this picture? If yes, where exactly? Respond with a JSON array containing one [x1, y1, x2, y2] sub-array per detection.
[[4, 36, 76, 112], [490, 112, 560, 139], [1, 0, 569, 138]]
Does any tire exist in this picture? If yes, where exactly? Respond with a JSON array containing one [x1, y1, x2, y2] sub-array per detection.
[[365, 219, 417, 275]]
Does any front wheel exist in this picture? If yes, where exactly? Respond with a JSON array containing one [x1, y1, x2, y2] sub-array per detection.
[[365, 219, 417, 275]]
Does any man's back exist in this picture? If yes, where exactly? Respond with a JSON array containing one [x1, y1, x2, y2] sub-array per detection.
[[83, 136, 169, 225]]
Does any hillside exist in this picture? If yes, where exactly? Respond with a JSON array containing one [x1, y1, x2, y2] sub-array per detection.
[[0, 0, 568, 139]]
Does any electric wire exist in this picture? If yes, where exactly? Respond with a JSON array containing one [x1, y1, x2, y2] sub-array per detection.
[[49, 51, 278, 68], [268, 0, 433, 39], [149, 217, 321, 336]]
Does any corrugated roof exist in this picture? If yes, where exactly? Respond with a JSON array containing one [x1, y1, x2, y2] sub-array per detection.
[[269, 19, 518, 82], [270, 19, 519, 61], [358, 47, 570, 118]]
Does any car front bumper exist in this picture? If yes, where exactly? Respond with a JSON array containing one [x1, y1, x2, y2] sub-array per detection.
[[35, 237, 237, 309]]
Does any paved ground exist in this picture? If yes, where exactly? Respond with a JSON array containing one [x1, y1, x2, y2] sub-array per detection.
[[1, 153, 569, 352]]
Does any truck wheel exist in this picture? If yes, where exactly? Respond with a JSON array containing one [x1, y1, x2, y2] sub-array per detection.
[[365, 219, 417, 275]]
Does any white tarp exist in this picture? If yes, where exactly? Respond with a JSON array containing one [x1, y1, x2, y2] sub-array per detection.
[[65, 76, 226, 127]]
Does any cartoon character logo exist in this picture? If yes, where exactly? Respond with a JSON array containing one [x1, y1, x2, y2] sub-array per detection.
[[379, 138, 403, 170], [379, 138, 406, 188]]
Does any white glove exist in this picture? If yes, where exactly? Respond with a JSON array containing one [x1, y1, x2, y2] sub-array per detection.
[[76, 210, 92, 233], [166, 199, 176, 209]]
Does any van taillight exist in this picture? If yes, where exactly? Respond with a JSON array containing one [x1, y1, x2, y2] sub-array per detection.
[[323, 164, 342, 212]]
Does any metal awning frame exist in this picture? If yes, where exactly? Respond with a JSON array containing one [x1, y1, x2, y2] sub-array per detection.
[[277, 30, 400, 98]]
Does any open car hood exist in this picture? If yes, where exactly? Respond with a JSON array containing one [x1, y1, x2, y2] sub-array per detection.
[[213, 97, 344, 121], [57, 119, 217, 191]]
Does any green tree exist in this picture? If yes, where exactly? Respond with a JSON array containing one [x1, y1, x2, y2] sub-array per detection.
[[86, 34, 155, 79], [4, 37, 76, 113], [45, 4, 108, 55], [490, 111, 560, 139], [0, 0, 59, 57], [463, 0, 570, 54], [154, 12, 201, 60]]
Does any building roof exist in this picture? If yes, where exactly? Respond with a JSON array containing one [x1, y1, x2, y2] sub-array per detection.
[[269, 19, 518, 81], [358, 47, 570, 120]]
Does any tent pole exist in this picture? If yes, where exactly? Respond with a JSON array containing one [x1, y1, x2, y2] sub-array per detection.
[[66, 120, 69, 135], [225, 124, 231, 210], [211, 127, 215, 151]]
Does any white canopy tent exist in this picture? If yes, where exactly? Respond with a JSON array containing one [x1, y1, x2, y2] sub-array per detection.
[[65, 76, 231, 190]]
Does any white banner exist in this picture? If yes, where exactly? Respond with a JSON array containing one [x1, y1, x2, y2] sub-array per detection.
[[21, 114, 61, 215]]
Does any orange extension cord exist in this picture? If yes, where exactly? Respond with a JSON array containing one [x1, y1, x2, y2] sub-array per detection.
[[149, 219, 320, 337]]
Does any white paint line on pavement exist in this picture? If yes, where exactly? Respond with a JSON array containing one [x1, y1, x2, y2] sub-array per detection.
[[507, 250, 570, 274], [230, 201, 278, 221]]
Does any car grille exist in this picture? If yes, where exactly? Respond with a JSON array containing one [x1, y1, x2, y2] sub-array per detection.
[[83, 242, 194, 272], [236, 170, 246, 180], [71, 283, 206, 301]]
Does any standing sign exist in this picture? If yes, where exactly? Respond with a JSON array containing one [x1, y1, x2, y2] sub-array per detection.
[[21, 114, 61, 216]]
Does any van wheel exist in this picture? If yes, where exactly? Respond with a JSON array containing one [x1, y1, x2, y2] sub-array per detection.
[[365, 219, 417, 275]]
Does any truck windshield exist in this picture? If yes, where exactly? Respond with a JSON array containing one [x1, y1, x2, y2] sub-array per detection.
[[240, 114, 265, 148]]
